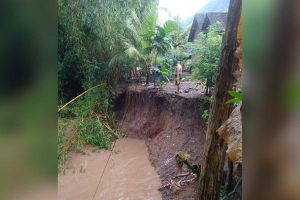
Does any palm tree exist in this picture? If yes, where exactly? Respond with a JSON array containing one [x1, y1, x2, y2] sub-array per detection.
[[166, 18, 190, 65], [143, 25, 173, 85], [109, 4, 173, 85]]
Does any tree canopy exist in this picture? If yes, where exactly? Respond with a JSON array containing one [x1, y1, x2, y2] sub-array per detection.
[[58, 0, 159, 102]]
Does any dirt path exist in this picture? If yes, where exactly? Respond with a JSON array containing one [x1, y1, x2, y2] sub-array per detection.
[[58, 138, 162, 200], [127, 81, 206, 99]]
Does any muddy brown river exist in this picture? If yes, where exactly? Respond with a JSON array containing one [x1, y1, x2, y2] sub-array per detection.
[[58, 138, 162, 200]]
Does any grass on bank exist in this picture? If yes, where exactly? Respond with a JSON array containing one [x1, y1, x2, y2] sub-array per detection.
[[58, 86, 122, 173]]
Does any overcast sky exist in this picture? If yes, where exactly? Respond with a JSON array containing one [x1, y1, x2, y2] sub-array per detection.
[[158, 0, 209, 24]]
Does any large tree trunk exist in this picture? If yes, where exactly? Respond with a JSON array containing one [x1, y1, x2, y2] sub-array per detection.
[[198, 0, 242, 200]]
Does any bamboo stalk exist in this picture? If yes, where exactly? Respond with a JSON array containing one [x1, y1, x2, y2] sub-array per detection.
[[58, 83, 105, 112]]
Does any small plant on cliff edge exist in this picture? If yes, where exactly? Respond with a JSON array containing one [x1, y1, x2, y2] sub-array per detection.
[[219, 184, 226, 198], [175, 151, 201, 177], [226, 86, 243, 105], [201, 110, 209, 122]]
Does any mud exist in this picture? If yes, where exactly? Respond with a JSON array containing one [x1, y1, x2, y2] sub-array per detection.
[[58, 138, 162, 200], [114, 82, 209, 199]]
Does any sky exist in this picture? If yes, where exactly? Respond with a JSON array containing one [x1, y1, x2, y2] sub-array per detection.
[[158, 0, 210, 24]]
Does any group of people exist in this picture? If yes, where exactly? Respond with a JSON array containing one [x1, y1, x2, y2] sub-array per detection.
[[130, 61, 184, 94]]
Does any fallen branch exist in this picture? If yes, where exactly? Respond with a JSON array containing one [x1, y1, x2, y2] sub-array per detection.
[[159, 183, 171, 190], [159, 173, 198, 191], [94, 112, 122, 139], [221, 178, 242, 200], [179, 177, 197, 185], [170, 179, 181, 191]]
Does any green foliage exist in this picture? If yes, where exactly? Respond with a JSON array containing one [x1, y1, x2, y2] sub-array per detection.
[[58, 118, 86, 172], [176, 151, 192, 162], [57, 1, 200, 170], [58, 0, 193, 100], [77, 118, 112, 149], [219, 184, 226, 198], [58, 87, 116, 170], [226, 86, 243, 105], [191, 22, 223, 88], [283, 79, 300, 109], [148, 18, 191, 84], [160, 65, 173, 82], [58, 0, 158, 102], [175, 151, 200, 177], [201, 110, 209, 122], [141, 17, 174, 65], [57, 119, 69, 168], [162, 18, 191, 67], [58, 0, 188, 170]]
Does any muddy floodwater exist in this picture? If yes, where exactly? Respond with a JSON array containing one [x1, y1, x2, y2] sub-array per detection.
[[58, 138, 162, 200]]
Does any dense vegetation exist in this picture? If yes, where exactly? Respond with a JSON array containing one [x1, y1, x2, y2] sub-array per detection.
[[58, 86, 118, 172], [58, 0, 160, 169], [191, 23, 223, 95], [57, 0, 225, 172], [57, 0, 192, 169], [58, 0, 194, 102], [57, 0, 244, 199], [58, 0, 157, 102]]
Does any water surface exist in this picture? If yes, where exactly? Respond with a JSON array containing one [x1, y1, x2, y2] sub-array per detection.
[[58, 138, 162, 200]]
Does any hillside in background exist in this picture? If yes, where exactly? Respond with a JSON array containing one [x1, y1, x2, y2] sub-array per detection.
[[181, 0, 230, 29]]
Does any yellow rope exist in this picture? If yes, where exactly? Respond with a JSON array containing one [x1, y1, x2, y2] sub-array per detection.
[[58, 83, 105, 112]]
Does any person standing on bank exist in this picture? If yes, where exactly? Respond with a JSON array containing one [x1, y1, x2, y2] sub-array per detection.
[[175, 62, 183, 93]]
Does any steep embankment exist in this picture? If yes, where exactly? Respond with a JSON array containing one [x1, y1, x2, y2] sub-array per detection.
[[113, 85, 209, 199]]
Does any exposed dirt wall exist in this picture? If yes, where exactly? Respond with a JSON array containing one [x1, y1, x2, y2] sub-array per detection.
[[113, 88, 209, 199]]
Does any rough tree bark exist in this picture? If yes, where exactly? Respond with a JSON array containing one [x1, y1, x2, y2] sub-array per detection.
[[198, 0, 242, 200]]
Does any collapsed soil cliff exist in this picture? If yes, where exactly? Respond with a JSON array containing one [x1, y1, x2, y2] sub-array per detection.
[[113, 84, 209, 199]]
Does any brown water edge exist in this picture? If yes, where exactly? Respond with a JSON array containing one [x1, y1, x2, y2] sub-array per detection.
[[58, 138, 162, 200]]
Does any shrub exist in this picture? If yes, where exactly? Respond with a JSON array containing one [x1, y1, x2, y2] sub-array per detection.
[[58, 86, 116, 170], [191, 22, 223, 95], [77, 118, 112, 149], [201, 110, 209, 122]]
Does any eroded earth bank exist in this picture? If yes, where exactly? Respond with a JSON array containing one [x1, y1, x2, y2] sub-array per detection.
[[113, 84, 209, 199], [58, 83, 209, 200]]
